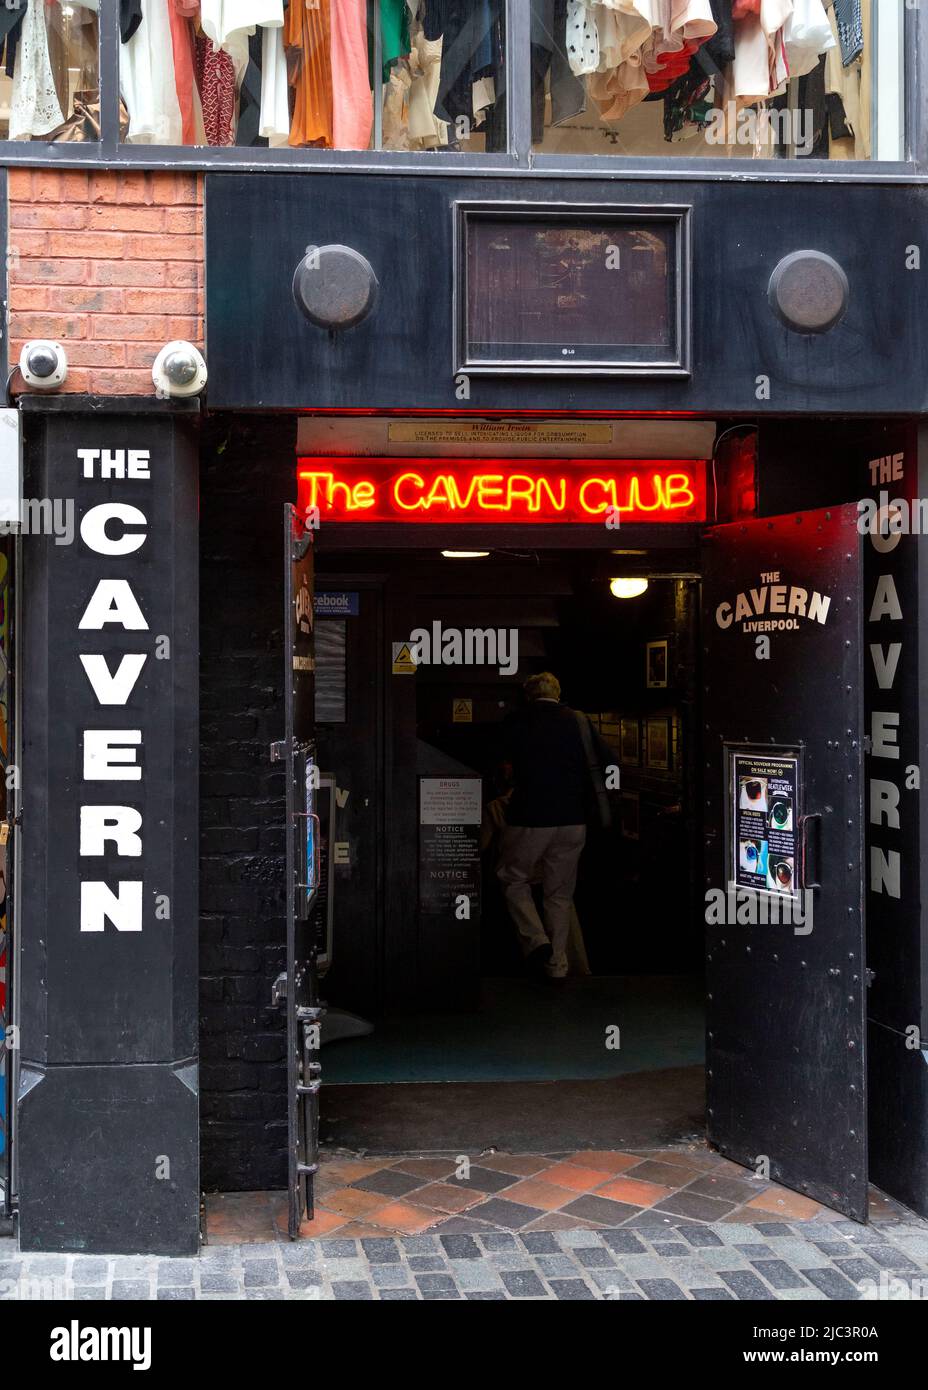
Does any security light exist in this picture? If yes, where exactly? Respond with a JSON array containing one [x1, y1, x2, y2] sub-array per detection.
[[19, 340, 67, 389], [152, 341, 207, 398]]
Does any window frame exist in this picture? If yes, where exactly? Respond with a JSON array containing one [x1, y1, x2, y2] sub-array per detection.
[[0, 0, 919, 180]]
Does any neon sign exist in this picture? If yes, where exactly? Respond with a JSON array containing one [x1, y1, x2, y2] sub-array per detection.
[[296, 458, 706, 524]]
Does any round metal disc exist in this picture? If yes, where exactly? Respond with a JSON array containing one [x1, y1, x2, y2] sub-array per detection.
[[292, 244, 379, 331], [768, 250, 849, 335]]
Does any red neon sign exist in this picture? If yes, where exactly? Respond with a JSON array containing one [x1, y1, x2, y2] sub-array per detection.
[[296, 458, 706, 524]]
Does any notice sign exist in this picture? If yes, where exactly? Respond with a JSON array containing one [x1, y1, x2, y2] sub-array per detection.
[[730, 750, 800, 896], [419, 777, 481, 916]]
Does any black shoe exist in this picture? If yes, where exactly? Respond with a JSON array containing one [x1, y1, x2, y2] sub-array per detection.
[[526, 943, 553, 977]]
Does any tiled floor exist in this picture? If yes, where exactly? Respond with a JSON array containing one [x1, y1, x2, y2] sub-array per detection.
[[205, 1144, 912, 1243]]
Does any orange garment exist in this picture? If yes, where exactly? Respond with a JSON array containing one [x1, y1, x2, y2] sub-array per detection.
[[169, 0, 199, 145], [285, 0, 333, 147]]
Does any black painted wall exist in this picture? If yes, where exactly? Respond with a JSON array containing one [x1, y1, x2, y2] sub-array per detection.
[[199, 413, 296, 1192]]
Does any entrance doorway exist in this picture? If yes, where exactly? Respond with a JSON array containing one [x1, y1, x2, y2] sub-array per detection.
[[312, 544, 707, 1155]]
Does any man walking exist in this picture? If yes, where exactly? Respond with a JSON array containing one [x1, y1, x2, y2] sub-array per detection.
[[497, 672, 613, 982]]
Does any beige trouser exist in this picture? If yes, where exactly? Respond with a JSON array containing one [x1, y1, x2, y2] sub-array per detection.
[[497, 824, 587, 978]]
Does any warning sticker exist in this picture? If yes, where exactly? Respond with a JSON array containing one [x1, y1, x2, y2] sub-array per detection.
[[452, 698, 473, 723], [392, 641, 418, 675]]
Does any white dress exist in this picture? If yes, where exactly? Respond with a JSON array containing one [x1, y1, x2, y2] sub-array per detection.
[[9, 0, 65, 140], [200, 0, 284, 48], [784, 0, 836, 78], [120, 0, 184, 145]]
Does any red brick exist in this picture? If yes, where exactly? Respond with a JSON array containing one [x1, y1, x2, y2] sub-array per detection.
[[45, 231, 126, 259], [18, 366, 93, 394], [60, 171, 90, 202], [151, 173, 200, 206], [13, 313, 88, 340], [91, 368, 154, 394], [166, 262, 202, 287], [90, 170, 156, 206], [89, 206, 166, 233], [8, 170, 34, 202], [31, 171, 62, 203], [124, 233, 200, 261], [124, 288, 199, 315], [163, 207, 203, 235], [26, 259, 90, 285], [10, 205, 87, 230], [52, 286, 125, 313], [125, 343, 159, 368], [64, 340, 127, 368], [167, 316, 202, 341], [90, 260, 168, 287], [8, 285, 50, 311], [90, 314, 172, 341]]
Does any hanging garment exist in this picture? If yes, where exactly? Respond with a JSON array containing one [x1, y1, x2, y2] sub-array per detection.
[[121, 0, 184, 143], [120, 0, 143, 43], [332, 0, 371, 149], [10, 0, 65, 139], [532, 0, 586, 141], [728, 0, 792, 103], [784, 0, 834, 78], [285, 0, 333, 146], [423, 0, 502, 129], [194, 30, 236, 144], [235, 29, 267, 145], [169, 0, 205, 143], [381, 0, 411, 80], [200, 0, 284, 47], [407, 31, 448, 146], [259, 21, 290, 141], [824, 0, 869, 157], [831, 0, 862, 66], [565, 0, 599, 76]]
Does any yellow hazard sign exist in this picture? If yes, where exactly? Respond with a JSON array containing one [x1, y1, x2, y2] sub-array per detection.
[[392, 641, 418, 675], [453, 698, 473, 723]]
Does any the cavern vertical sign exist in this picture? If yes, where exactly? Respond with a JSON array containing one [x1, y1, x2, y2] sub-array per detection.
[[18, 408, 199, 1255]]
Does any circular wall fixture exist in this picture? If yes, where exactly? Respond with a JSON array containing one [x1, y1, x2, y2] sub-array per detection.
[[292, 244, 379, 330], [768, 251, 849, 334]]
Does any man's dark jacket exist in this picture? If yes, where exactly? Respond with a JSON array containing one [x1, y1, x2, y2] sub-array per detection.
[[500, 700, 614, 828]]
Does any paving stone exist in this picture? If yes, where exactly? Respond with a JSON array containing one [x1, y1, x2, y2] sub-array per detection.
[[407, 1256, 448, 1272], [561, 1196, 641, 1225], [732, 1243, 780, 1258], [414, 1273, 458, 1294], [500, 1269, 547, 1298], [157, 1287, 196, 1300], [242, 1261, 279, 1287], [352, 1171, 425, 1198], [718, 1270, 777, 1300], [158, 1260, 195, 1285], [759, 1241, 833, 1269], [646, 1242, 691, 1257], [400, 1236, 439, 1255], [379, 1289, 419, 1300], [478, 1233, 519, 1251], [359, 1238, 401, 1264], [199, 1267, 242, 1293], [810, 1240, 857, 1257], [620, 1254, 689, 1281], [697, 1246, 751, 1270], [800, 1266, 863, 1299], [588, 1269, 634, 1294], [750, 1223, 794, 1238], [856, 1244, 920, 1272], [637, 1279, 688, 1300], [520, 1233, 560, 1254], [691, 1288, 735, 1300], [777, 1286, 828, 1301], [466, 1198, 544, 1230], [749, 1259, 809, 1290], [331, 1281, 373, 1300], [680, 1227, 725, 1249], [421, 1290, 463, 1301], [320, 1259, 367, 1281], [557, 1229, 605, 1249], [574, 1247, 616, 1268], [320, 1240, 358, 1259], [111, 1281, 152, 1300], [833, 1257, 881, 1284], [448, 1262, 503, 1292], [465, 1291, 507, 1300], [71, 1258, 109, 1281], [287, 1270, 324, 1290], [534, 1255, 584, 1278], [448, 1166, 520, 1194], [599, 1230, 648, 1255], [24, 1255, 69, 1275], [714, 1224, 768, 1245], [548, 1279, 597, 1300], [245, 1289, 285, 1300], [439, 1234, 481, 1260], [658, 1258, 726, 1289], [279, 1244, 318, 1266]]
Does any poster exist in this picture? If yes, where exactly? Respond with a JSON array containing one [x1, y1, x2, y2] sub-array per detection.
[[419, 778, 482, 916], [730, 750, 800, 895]]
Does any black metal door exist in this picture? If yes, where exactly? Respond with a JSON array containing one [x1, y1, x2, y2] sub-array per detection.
[[273, 506, 322, 1238], [702, 505, 867, 1220]]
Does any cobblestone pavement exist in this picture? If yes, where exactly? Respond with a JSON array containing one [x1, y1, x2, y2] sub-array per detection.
[[3, 1217, 928, 1301]]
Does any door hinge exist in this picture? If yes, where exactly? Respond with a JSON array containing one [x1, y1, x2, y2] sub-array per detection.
[[269, 740, 287, 763]]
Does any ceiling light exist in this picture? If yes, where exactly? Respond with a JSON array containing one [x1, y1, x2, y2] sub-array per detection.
[[441, 550, 489, 559], [610, 577, 649, 599]]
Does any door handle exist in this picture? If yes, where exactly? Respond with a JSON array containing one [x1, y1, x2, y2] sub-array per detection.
[[799, 811, 822, 891]]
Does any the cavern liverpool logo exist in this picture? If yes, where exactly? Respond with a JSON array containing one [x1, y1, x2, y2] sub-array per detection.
[[715, 571, 832, 634]]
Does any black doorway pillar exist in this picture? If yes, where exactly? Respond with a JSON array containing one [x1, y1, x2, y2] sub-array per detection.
[[17, 401, 199, 1255]]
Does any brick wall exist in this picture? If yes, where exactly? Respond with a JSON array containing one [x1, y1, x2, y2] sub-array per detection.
[[199, 413, 296, 1192], [7, 169, 204, 396]]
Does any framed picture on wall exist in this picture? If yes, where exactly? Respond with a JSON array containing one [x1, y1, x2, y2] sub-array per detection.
[[646, 639, 669, 689], [620, 718, 640, 765], [621, 791, 640, 840], [645, 716, 671, 770]]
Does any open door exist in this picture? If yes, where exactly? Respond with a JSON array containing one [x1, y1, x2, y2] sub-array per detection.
[[703, 505, 867, 1220], [272, 505, 322, 1238]]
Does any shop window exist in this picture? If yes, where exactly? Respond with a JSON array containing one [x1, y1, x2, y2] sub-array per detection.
[[0, 1, 100, 143], [532, 0, 904, 163], [118, 0, 506, 153]]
